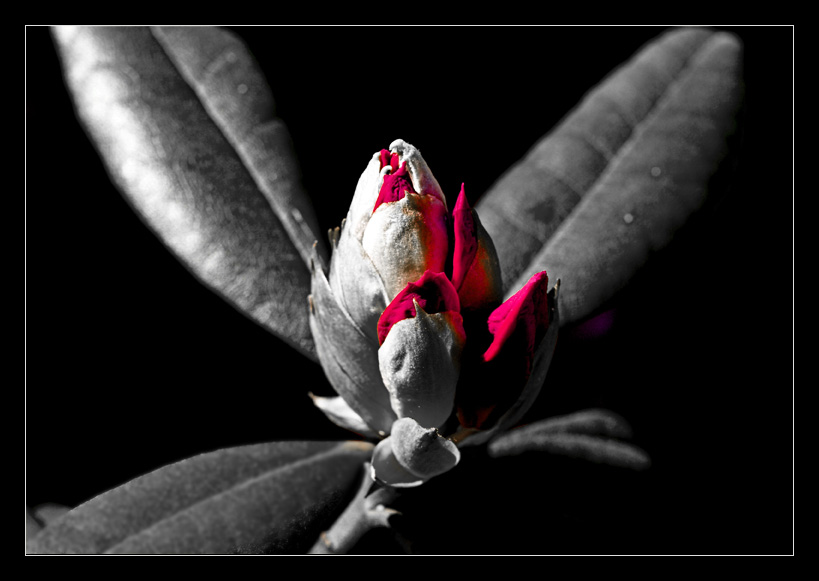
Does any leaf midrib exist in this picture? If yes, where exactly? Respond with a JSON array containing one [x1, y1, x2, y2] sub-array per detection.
[[148, 26, 312, 268], [508, 31, 718, 297], [138, 26, 319, 362]]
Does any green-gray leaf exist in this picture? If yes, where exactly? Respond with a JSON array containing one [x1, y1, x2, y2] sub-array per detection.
[[511, 408, 634, 439], [476, 28, 743, 324], [26, 441, 373, 554], [51, 26, 323, 360], [489, 429, 650, 471]]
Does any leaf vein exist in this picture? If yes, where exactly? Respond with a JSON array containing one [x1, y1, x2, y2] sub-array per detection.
[[148, 27, 314, 268], [509, 31, 721, 294], [103, 442, 353, 554]]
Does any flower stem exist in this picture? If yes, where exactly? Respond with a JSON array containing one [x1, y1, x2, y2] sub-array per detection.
[[309, 463, 400, 554]]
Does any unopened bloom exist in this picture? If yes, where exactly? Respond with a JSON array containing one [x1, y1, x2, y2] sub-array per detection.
[[329, 140, 450, 338], [309, 140, 559, 487], [455, 271, 556, 434], [377, 270, 465, 429]]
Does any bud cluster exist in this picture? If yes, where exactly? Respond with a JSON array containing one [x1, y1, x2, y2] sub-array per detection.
[[309, 140, 558, 487]]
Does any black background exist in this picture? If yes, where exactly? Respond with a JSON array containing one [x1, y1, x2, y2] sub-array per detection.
[[25, 26, 793, 554]]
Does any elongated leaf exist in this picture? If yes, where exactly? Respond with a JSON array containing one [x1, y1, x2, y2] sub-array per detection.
[[51, 26, 322, 360], [149, 27, 326, 267], [511, 408, 634, 439], [488, 429, 650, 471], [26, 441, 373, 554], [476, 28, 743, 324]]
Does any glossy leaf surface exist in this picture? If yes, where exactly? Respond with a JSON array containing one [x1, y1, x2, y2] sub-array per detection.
[[476, 28, 743, 324], [51, 26, 322, 359], [26, 441, 372, 554]]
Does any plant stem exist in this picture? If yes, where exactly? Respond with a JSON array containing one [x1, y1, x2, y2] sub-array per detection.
[[309, 463, 400, 554]]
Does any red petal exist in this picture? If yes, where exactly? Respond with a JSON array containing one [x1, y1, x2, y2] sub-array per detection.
[[377, 270, 461, 345], [451, 184, 477, 292], [456, 271, 549, 429], [373, 161, 416, 213], [379, 149, 400, 172], [379, 149, 391, 169], [483, 271, 549, 368]]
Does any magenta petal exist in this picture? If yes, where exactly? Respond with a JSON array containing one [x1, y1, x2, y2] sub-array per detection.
[[373, 161, 415, 213], [483, 271, 549, 365], [451, 184, 478, 292], [378, 149, 400, 172], [379, 149, 391, 169], [377, 270, 460, 345]]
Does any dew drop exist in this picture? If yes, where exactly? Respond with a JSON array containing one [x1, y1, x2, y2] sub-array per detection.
[[651, 166, 662, 177], [623, 213, 634, 224]]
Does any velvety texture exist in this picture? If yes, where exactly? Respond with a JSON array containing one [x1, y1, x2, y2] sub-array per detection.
[[362, 192, 449, 301], [451, 184, 477, 292], [378, 307, 465, 428], [484, 270, 550, 372], [373, 161, 416, 213], [377, 270, 461, 345], [455, 271, 552, 430]]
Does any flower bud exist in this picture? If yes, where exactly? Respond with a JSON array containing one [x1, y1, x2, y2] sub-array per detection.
[[370, 417, 461, 488], [451, 184, 503, 312], [484, 270, 550, 377], [310, 141, 456, 438], [363, 190, 449, 300], [456, 271, 555, 431], [377, 271, 466, 429], [455, 275, 560, 447], [309, 243, 396, 435], [327, 140, 449, 342], [309, 139, 559, 484]]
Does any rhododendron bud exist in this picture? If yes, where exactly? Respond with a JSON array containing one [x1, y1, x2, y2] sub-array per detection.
[[451, 184, 503, 312], [327, 139, 449, 342], [308, 139, 560, 485], [309, 244, 396, 435], [309, 141, 456, 438], [362, 151, 449, 301], [484, 270, 550, 379], [370, 417, 461, 488], [377, 271, 465, 429], [455, 273, 560, 442]]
